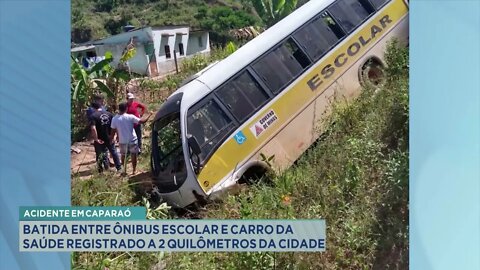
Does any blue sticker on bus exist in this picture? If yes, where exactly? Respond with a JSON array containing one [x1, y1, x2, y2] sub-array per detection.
[[234, 131, 247, 145]]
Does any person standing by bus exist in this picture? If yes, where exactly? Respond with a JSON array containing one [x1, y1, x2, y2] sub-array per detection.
[[89, 102, 122, 173], [126, 92, 147, 154], [111, 102, 150, 176], [86, 94, 107, 122]]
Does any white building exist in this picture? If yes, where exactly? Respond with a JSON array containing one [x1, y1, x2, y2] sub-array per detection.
[[71, 26, 210, 76]]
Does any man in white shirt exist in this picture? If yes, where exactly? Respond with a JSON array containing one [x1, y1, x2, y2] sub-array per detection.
[[110, 102, 150, 175]]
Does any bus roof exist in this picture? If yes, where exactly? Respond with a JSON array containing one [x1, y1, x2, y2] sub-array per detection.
[[180, 0, 334, 108]]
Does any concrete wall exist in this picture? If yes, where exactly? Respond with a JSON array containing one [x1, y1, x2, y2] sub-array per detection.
[[126, 45, 149, 75], [95, 43, 149, 75], [187, 32, 210, 55], [92, 27, 153, 75], [152, 26, 189, 62], [155, 53, 210, 75]]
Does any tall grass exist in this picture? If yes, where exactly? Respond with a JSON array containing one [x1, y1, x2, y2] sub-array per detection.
[[71, 40, 409, 269]]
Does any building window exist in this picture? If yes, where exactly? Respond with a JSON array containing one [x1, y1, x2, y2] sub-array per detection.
[[165, 45, 171, 59], [179, 43, 184, 55], [86, 51, 97, 58], [198, 36, 203, 47]]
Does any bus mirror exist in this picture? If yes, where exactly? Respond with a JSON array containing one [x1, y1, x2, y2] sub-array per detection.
[[187, 135, 202, 156]]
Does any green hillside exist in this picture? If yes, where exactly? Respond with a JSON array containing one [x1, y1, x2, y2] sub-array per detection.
[[72, 0, 259, 43], [71, 0, 310, 44]]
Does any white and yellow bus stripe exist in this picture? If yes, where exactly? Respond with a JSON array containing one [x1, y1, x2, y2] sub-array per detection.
[[198, 0, 409, 193]]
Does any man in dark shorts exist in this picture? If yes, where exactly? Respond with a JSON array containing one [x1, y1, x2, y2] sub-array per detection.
[[89, 102, 122, 173]]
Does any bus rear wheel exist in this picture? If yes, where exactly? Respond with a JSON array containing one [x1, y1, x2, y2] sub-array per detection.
[[359, 57, 386, 88]]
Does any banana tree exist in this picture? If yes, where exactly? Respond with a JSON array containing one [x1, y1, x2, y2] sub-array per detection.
[[71, 51, 132, 141], [108, 39, 137, 109], [249, 0, 298, 26], [71, 49, 134, 107], [71, 53, 115, 141], [71, 52, 115, 103]]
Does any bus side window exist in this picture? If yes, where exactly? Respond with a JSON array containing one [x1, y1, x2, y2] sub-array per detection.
[[294, 12, 345, 61], [370, 0, 389, 10], [187, 99, 235, 161], [216, 71, 269, 122], [328, 0, 374, 33], [285, 39, 311, 69], [252, 38, 310, 94]]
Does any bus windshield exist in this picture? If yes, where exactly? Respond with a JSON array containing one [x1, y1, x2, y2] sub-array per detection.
[[155, 114, 181, 166], [151, 113, 187, 192]]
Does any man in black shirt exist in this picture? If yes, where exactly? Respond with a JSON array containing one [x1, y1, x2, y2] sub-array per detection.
[[89, 102, 122, 172]]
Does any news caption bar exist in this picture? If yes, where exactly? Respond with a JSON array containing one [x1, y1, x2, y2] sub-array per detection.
[[19, 207, 326, 252]]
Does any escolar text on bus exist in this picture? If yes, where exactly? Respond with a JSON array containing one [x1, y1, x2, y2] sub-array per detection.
[[307, 15, 393, 92]]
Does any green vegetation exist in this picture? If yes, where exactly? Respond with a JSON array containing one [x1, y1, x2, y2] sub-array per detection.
[[196, 6, 259, 33], [71, 0, 310, 43], [71, 0, 260, 43], [71, 40, 408, 269], [70, 49, 134, 142], [249, 0, 299, 26]]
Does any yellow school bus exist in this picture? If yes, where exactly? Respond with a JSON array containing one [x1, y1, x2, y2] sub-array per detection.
[[151, 0, 409, 207]]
